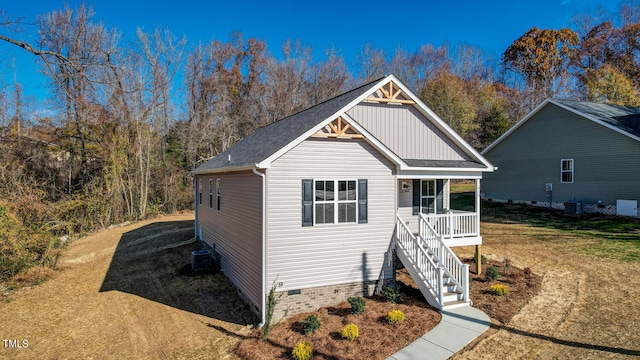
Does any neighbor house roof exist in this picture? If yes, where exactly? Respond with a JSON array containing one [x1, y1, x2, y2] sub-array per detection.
[[193, 74, 493, 175], [482, 98, 640, 154]]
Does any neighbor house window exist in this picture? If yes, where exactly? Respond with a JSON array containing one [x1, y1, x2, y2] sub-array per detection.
[[198, 179, 202, 205], [561, 159, 574, 183], [216, 179, 221, 211], [208, 179, 213, 208], [302, 179, 367, 226]]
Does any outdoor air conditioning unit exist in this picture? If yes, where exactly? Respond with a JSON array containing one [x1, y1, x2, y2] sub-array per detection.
[[191, 249, 212, 271], [564, 201, 583, 215]]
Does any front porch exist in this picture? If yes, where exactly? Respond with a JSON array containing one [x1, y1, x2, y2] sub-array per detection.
[[397, 178, 482, 247]]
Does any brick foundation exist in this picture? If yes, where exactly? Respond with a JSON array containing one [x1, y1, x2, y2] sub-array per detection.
[[268, 277, 396, 323]]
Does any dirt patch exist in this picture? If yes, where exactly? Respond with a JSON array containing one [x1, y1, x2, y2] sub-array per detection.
[[235, 274, 441, 360]]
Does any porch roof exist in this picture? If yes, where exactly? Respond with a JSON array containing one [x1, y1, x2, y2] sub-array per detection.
[[403, 159, 487, 169]]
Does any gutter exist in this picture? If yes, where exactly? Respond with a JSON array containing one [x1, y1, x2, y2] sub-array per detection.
[[252, 166, 266, 327]]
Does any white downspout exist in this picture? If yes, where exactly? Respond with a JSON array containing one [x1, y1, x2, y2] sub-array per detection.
[[253, 166, 266, 327], [193, 176, 199, 240]]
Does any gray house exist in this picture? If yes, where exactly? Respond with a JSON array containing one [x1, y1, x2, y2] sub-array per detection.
[[191, 75, 493, 324], [482, 99, 640, 217]]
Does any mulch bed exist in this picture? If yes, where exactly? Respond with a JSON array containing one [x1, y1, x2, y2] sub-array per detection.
[[466, 258, 543, 324], [235, 260, 542, 359], [235, 280, 441, 360]]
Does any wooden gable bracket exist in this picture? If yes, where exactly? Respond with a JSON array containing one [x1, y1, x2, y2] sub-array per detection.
[[312, 116, 365, 139], [364, 80, 415, 105]]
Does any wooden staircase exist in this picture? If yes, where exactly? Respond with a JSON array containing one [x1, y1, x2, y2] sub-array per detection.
[[395, 212, 470, 310]]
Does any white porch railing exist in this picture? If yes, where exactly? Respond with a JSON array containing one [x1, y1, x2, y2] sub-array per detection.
[[421, 210, 478, 239]]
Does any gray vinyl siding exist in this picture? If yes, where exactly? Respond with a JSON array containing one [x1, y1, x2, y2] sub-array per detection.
[[483, 103, 640, 205], [196, 171, 263, 312], [347, 103, 470, 161], [266, 138, 396, 291]]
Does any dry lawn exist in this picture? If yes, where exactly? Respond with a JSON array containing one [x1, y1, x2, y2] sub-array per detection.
[[0, 213, 256, 360], [452, 218, 640, 359]]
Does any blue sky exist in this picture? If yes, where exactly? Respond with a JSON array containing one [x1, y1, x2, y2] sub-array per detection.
[[0, 0, 619, 106]]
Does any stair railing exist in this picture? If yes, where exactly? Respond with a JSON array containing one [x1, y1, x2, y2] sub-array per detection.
[[396, 213, 443, 304], [419, 213, 470, 303]]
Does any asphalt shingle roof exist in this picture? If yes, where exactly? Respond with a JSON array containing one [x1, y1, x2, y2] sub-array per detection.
[[554, 99, 640, 138], [192, 77, 383, 174]]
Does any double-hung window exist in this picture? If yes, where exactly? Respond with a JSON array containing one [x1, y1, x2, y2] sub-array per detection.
[[337, 180, 357, 223], [216, 179, 221, 211], [208, 179, 213, 208], [303, 179, 367, 226], [315, 180, 335, 224], [561, 159, 574, 183], [420, 180, 436, 214]]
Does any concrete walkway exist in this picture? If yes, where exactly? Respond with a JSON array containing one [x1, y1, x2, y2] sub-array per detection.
[[387, 306, 491, 360]]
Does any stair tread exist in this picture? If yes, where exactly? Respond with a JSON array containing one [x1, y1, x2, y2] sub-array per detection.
[[443, 300, 468, 307]]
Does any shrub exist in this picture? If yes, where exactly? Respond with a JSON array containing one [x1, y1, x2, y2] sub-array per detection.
[[490, 284, 510, 296], [341, 323, 359, 341], [381, 285, 402, 303], [348, 296, 366, 315], [503, 258, 512, 268], [473, 254, 487, 264], [386, 309, 405, 324], [485, 266, 499, 281], [523, 267, 533, 276], [292, 340, 313, 360], [302, 314, 321, 335]]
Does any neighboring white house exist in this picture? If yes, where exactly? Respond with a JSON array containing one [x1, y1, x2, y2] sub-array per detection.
[[482, 99, 640, 217], [191, 75, 493, 323]]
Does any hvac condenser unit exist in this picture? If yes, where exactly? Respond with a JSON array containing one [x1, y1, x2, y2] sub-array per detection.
[[191, 249, 212, 271]]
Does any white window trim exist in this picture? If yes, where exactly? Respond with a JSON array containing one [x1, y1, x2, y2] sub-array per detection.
[[561, 159, 574, 183], [314, 179, 358, 225]]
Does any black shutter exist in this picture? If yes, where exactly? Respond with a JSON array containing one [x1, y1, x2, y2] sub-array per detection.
[[436, 179, 444, 214], [302, 179, 313, 226], [358, 179, 368, 224], [412, 179, 420, 215]]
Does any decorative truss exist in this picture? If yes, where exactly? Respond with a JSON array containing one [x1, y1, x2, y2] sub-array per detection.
[[312, 116, 364, 139], [364, 80, 415, 105]]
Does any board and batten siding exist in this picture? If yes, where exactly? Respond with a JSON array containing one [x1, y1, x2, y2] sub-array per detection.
[[196, 171, 263, 312], [347, 102, 470, 161], [266, 138, 396, 291], [483, 103, 640, 205]]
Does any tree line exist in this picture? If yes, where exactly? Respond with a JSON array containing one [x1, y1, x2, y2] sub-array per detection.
[[0, 1, 638, 245]]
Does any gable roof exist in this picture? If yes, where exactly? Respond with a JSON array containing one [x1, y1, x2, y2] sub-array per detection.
[[482, 98, 640, 155], [193, 74, 492, 175]]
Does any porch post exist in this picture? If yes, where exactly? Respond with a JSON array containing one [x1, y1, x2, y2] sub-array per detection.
[[475, 178, 481, 236], [475, 244, 482, 274]]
